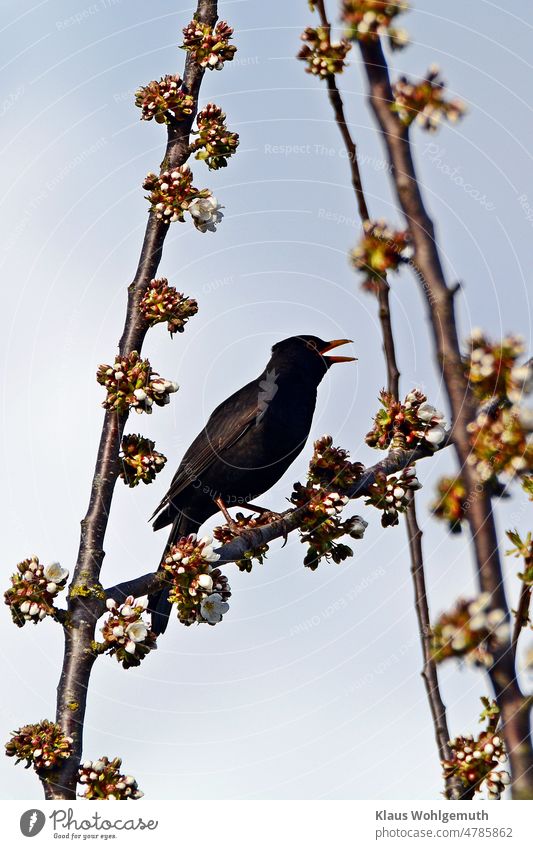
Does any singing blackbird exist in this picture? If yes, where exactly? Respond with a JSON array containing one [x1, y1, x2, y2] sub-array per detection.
[[148, 334, 355, 633]]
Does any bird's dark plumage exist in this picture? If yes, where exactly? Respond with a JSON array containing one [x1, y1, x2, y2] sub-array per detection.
[[148, 334, 355, 633]]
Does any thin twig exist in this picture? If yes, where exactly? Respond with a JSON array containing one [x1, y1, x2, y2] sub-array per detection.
[[511, 582, 531, 662], [313, 0, 459, 798], [357, 35, 533, 798], [43, 0, 219, 801]]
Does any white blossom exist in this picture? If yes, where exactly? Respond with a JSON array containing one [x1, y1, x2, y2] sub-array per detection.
[[425, 424, 446, 445], [188, 195, 224, 233], [200, 593, 230, 624], [125, 621, 148, 643], [197, 574, 214, 592], [43, 562, 69, 583]]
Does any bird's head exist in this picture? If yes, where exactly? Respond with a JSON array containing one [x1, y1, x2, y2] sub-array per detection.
[[269, 335, 356, 382]]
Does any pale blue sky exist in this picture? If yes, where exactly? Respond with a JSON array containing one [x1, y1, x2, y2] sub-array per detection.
[[1, 0, 532, 800]]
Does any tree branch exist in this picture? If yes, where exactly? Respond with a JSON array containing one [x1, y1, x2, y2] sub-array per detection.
[[309, 1, 459, 798], [357, 36, 533, 798], [44, 0, 220, 801]]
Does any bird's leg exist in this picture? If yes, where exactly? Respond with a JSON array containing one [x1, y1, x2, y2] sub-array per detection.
[[214, 496, 239, 530], [242, 502, 289, 547]]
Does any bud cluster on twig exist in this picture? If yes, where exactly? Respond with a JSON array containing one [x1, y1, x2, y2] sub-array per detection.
[[431, 476, 467, 533], [392, 66, 466, 131], [181, 18, 236, 70], [464, 330, 532, 405], [78, 757, 143, 800], [431, 594, 510, 667], [134, 74, 194, 123], [366, 389, 447, 451], [143, 166, 222, 232], [98, 596, 157, 668], [298, 26, 352, 78], [96, 351, 178, 414], [443, 700, 510, 799], [351, 220, 412, 292], [341, 0, 409, 50], [467, 405, 533, 482], [5, 720, 72, 772], [162, 535, 231, 626], [119, 434, 167, 488], [139, 278, 198, 336], [191, 103, 240, 170], [4, 557, 68, 627], [365, 466, 421, 527], [291, 436, 367, 569]]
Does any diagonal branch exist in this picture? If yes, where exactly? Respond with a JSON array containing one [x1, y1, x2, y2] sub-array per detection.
[[357, 35, 533, 798], [103, 438, 452, 606], [44, 0, 220, 801]]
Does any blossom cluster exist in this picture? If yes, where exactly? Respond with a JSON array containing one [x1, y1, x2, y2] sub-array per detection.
[[78, 757, 143, 800], [467, 404, 533, 482], [297, 26, 352, 78], [341, 0, 409, 50], [366, 389, 447, 451], [392, 66, 466, 131], [213, 511, 272, 572], [464, 330, 532, 405], [364, 466, 421, 527], [99, 596, 157, 668], [292, 483, 368, 569], [161, 535, 231, 626], [134, 74, 194, 123], [350, 219, 412, 292], [96, 351, 178, 415], [193, 103, 240, 170], [181, 19, 236, 70], [119, 434, 167, 488], [431, 476, 467, 533], [431, 594, 510, 668], [140, 278, 198, 336], [291, 436, 367, 569], [443, 701, 510, 800], [4, 557, 68, 627], [5, 720, 72, 772], [143, 166, 223, 232], [307, 434, 364, 492]]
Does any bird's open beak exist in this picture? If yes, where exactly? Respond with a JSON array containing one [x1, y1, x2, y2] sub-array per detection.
[[319, 338, 357, 364]]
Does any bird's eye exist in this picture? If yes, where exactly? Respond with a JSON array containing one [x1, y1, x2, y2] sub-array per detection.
[[306, 340, 318, 352]]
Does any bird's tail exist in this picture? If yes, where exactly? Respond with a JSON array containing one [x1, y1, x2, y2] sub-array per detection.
[[149, 512, 200, 636]]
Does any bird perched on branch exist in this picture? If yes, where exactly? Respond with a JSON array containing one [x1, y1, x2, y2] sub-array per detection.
[[148, 334, 355, 634]]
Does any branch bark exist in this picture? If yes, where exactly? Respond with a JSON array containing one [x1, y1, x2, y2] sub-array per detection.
[[43, 0, 219, 801], [357, 36, 533, 798]]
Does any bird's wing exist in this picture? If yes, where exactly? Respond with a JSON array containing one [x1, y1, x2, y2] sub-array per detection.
[[150, 378, 262, 522]]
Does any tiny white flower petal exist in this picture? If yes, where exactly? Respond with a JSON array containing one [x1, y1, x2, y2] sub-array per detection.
[[126, 621, 148, 643], [417, 402, 437, 422], [197, 574, 214, 591], [425, 425, 446, 445], [44, 562, 69, 583], [125, 640, 137, 654]]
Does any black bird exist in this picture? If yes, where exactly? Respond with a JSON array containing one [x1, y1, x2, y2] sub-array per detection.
[[148, 334, 355, 634]]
